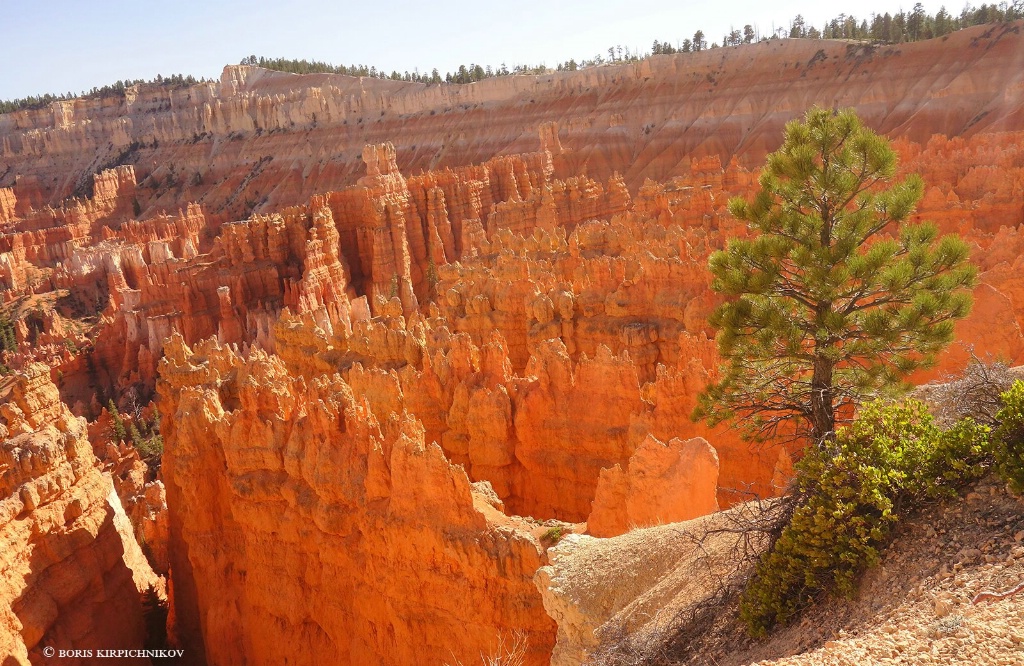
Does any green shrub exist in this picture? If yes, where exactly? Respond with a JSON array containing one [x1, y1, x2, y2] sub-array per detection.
[[542, 526, 564, 544], [129, 410, 163, 471], [994, 380, 1024, 492], [740, 399, 991, 636], [924, 416, 992, 494], [108, 400, 127, 443], [0, 314, 17, 352], [135, 433, 164, 462]]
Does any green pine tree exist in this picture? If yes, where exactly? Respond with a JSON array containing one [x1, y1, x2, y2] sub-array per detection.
[[695, 107, 976, 444], [108, 399, 127, 443]]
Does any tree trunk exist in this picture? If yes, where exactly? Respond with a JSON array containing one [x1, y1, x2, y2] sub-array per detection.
[[810, 354, 835, 443]]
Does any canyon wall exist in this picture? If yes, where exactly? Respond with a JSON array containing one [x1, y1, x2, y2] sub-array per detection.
[[1, 23, 1022, 221], [157, 336, 556, 666], [1, 24, 1024, 666]]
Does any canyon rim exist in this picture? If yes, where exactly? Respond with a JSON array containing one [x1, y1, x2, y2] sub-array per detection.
[[3, 9, 1024, 666]]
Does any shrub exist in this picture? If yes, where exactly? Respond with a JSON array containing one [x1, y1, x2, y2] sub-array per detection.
[[131, 411, 164, 472], [444, 630, 527, 666], [740, 399, 991, 636], [135, 433, 164, 463], [924, 416, 992, 493], [541, 526, 564, 544], [925, 358, 1015, 427], [994, 380, 1024, 492], [0, 314, 17, 352]]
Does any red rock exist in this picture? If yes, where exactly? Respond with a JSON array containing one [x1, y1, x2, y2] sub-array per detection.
[[588, 434, 720, 538], [0, 364, 159, 663], [157, 335, 556, 666]]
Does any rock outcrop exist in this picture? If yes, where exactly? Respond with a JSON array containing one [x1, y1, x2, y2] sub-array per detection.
[[157, 336, 556, 666], [0, 364, 159, 664], [537, 478, 1024, 666], [535, 507, 759, 665], [588, 435, 720, 538]]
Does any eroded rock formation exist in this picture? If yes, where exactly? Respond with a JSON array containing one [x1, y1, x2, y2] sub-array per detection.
[[157, 336, 556, 666], [588, 435, 720, 538], [1, 24, 1023, 665], [0, 364, 159, 664]]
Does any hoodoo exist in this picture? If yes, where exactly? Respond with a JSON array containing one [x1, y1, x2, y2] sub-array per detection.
[[2, 14, 1024, 666]]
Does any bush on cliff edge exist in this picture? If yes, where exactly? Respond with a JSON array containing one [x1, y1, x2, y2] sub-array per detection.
[[994, 380, 1024, 492], [741, 379, 1024, 636], [739, 399, 991, 636]]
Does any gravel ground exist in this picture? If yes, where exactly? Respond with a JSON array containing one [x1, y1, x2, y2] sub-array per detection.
[[573, 477, 1024, 665], [747, 480, 1024, 665]]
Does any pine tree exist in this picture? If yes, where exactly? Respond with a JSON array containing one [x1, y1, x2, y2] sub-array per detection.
[[695, 107, 976, 444], [790, 14, 807, 38], [108, 399, 127, 443], [693, 30, 706, 51]]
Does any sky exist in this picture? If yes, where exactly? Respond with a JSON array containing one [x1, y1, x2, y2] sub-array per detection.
[[1, 0, 951, 100]]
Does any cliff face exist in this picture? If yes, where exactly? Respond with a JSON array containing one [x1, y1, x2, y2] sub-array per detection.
[[2, 23, 1023, 218], [0, 364, 158, 665], [1, 24, 1024, 666], [157, 336, 556, 666], [4, 121, 1022, 530]]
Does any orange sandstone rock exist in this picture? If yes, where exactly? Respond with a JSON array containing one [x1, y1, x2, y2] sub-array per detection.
[[512, 342, 645, 521], [158, 335, 555, 666], [0, 364, 158, 664], [588, 435, 720, 538]]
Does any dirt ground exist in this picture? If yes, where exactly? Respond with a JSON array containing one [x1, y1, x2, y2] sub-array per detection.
[[548, 477, 1024, 665]]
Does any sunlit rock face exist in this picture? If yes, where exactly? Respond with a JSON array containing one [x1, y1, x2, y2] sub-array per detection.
[[1, 21, 1024, 666], [2, 22, 1023, 218], [157, 336, 556, 666], [0, 364, 159, 665]]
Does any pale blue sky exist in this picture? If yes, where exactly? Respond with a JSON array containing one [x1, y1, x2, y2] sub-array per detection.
[[2, 1, 947, 100]]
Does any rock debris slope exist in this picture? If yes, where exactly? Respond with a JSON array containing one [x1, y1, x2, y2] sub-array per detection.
[[534, 479, 1024, 665]]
